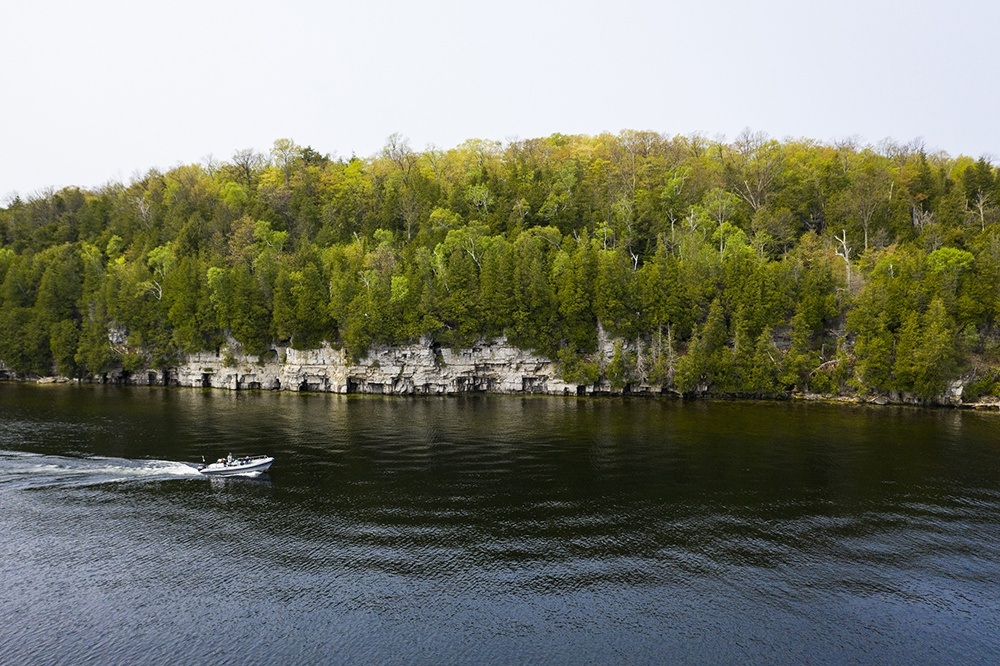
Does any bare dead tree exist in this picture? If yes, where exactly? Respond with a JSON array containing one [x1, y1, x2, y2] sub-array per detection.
[[231, 148, 266, 191], [383, 133, 418, 177], [134, 196, 151, 227], [461, 235, 483, 270], [912, 206, 935, 230], [835, 229, 852, 289], [970, 190, 994, 232], [718, 129, 784, 213]]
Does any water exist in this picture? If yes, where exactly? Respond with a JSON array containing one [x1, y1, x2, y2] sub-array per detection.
[[2, 384, 999, 665]]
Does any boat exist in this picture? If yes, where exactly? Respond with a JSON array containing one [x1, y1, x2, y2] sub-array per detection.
[[197, 453, 274, 477]]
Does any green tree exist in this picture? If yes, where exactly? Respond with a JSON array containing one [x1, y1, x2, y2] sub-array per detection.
[[675, 299, 727, 394], [893, 299, 957, 398], [606, 339, 637, 390]]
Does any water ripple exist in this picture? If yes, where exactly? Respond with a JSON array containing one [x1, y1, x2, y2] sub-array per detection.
[[3, 387, 1000, 664]]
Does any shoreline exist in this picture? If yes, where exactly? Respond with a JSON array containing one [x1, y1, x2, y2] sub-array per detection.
[[6, 375, 998, 411], [3, 338, 992, 409]]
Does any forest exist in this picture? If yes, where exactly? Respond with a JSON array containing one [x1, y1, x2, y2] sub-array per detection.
[[2, 130, 1000, 401]]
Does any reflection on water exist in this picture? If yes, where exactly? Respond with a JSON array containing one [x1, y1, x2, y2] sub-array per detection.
[[1, 384, 999, 665]]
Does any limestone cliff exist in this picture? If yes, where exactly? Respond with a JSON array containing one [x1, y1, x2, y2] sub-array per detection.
[[120, 338, 594, 396], [5, 338, 983, 406]]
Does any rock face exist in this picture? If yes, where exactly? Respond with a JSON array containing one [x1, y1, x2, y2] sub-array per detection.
[[120, 338, 591, 396], [7, 336, 982, 405]]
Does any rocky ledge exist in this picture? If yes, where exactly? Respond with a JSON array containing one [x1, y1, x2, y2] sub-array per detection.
[[113, 338, 600, 396], [5, 340, 990, 406]]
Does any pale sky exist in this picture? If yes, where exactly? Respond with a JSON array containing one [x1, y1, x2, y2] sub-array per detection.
[[2, 0, 998, 199]]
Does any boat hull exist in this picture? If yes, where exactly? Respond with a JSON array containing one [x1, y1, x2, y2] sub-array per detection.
[[198, 456, 274, 477]]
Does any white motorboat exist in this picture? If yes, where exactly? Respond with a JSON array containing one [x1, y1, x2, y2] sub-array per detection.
[[197, 454, 274, 477]]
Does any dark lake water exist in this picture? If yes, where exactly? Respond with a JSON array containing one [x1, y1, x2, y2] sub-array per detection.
[[2, 383, 999, 665]]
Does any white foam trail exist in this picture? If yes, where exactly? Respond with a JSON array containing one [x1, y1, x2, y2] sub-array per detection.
[[0, 450, 203, 488], [89, 456, 204, 477]]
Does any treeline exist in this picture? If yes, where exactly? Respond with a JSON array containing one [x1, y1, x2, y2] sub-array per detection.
[[2, 130, 1000, 400]]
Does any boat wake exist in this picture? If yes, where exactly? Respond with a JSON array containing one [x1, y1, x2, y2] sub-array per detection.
[[0, 450, 203, 490]]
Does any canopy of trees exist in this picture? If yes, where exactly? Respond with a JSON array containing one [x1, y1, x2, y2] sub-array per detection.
[[3, 130, 1000, 401]]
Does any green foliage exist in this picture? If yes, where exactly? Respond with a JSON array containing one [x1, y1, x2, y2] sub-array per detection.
[[606, 340, 637, 390], [556, 346, 600, 386], [892, 299, 957, 398], [1, 131, 998, 400], [744, 328, 780, 397], [50, 319, 80, 377], [675, 299, 728, 394]]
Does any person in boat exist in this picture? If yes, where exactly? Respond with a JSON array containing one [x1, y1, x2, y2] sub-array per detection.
[[227, 453, 233, 465]]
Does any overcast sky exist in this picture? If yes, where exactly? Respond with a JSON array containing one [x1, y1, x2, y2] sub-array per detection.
[[2, 0, 998, 200]]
